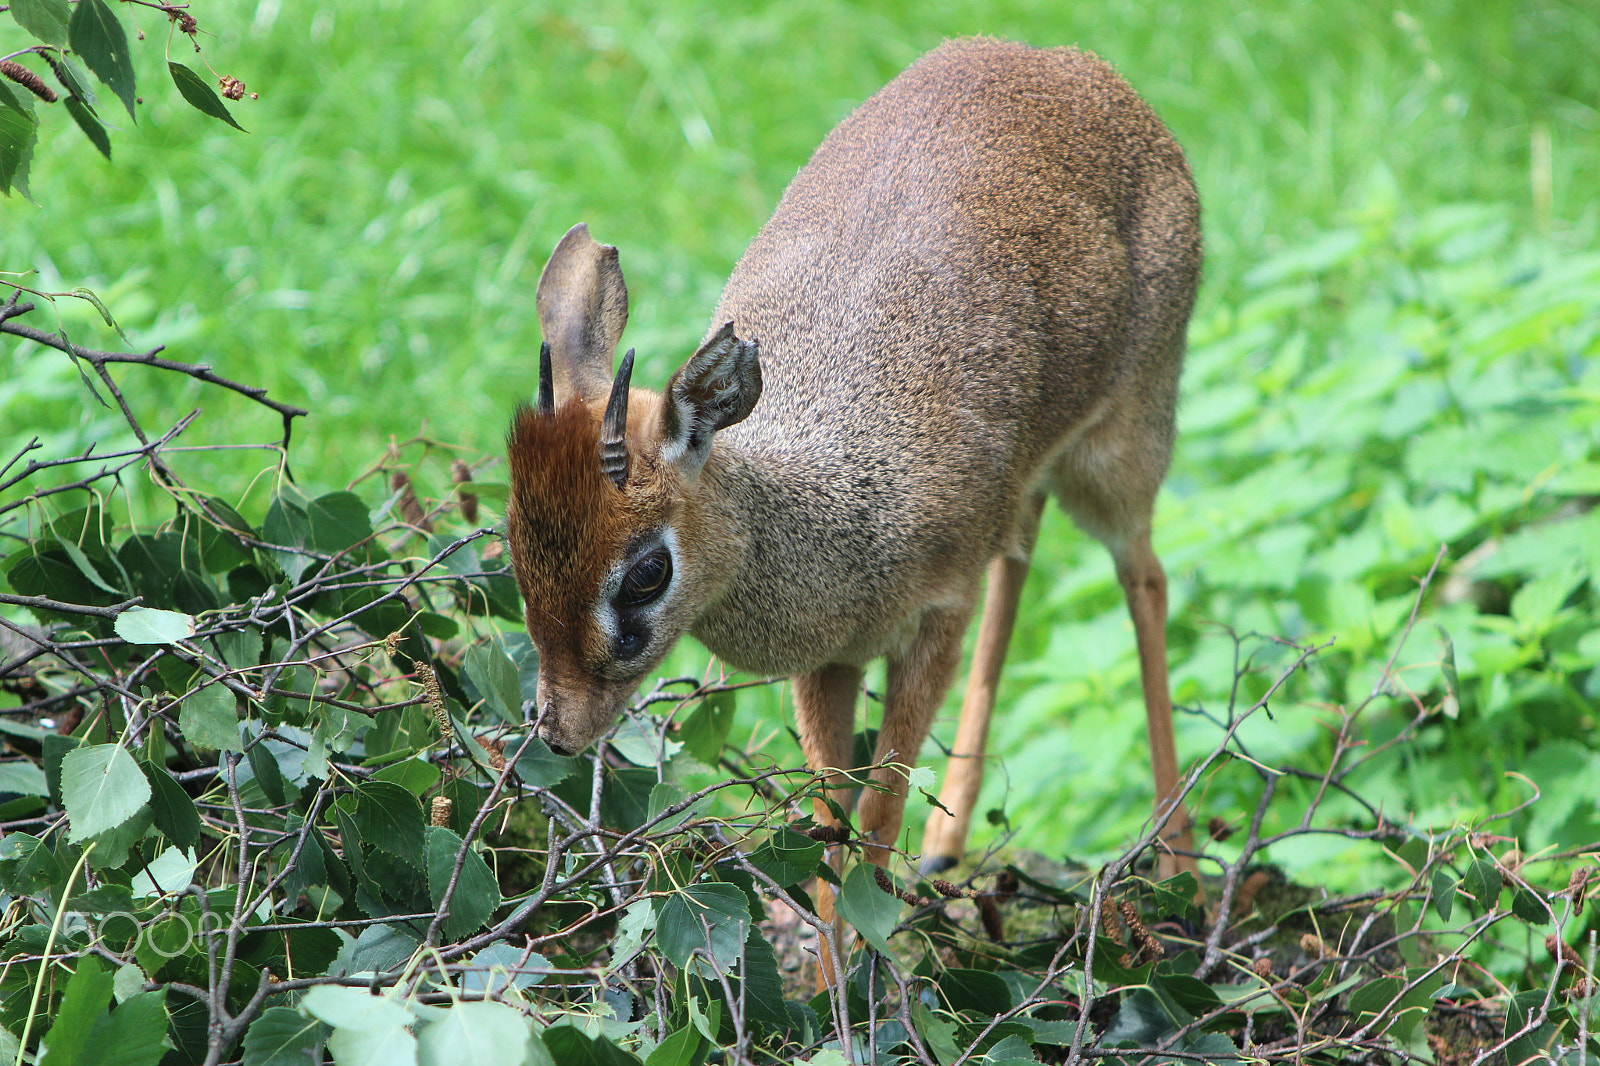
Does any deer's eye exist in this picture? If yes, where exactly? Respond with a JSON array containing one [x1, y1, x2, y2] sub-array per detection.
[[616, 548, 671, 609]]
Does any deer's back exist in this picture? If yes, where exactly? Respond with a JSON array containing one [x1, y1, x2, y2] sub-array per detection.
[[689, 38, 1198, 671], [714, 39, 1195, 467]]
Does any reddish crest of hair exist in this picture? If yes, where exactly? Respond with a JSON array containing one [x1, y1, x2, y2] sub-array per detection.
[[505, 401, 668, 655]]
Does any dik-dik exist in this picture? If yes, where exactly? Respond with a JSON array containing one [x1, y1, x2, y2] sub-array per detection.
[[507, 37, 1202, 881]]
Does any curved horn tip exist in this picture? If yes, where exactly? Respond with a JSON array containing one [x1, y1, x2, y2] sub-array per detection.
[[599, 349, 635, 489], [537, 341, 554, 414]]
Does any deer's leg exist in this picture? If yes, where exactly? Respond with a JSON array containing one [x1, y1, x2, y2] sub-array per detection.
[[920, 493, 1045, 873], [1109, 529, 1199, 882], [794, 663, 866, 833], [859, 604, 971, 868], [792, 662, 863, 986], [1054, 423, 1200, 887]]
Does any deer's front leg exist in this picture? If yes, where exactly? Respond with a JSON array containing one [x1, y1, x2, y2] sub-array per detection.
[[860, 604, 972, 867]]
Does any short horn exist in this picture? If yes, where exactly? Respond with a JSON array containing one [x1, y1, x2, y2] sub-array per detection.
[[537, 341, 554, 415], [599, 349, 634, 489]]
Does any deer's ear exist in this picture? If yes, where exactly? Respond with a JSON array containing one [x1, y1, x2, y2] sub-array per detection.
[[536, 223, 629, 403], [659, 322, 761, 479]]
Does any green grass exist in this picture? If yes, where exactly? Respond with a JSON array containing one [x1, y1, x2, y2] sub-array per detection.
[[7, 0, 1600, 883]]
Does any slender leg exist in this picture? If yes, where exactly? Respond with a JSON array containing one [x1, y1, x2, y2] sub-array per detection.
[[859, 605, 971, 868], [920, 496, 1044, 873], [1111, 530, 1199, 882], [792, 663, 862, 988], [793, 663, 865, 831]]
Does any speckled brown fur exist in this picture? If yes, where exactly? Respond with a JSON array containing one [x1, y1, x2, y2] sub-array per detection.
[[506, 37, 1203, 887]]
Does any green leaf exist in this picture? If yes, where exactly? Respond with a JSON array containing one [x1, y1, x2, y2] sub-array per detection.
[[1431, 869, 1455, 921], [0, 760, 49, 797], [746, 827, 824, 888], [111, 963, 146, 1002], [425, 827, 500, 940], [654, 883, 751, 974], [58, 536, 122, 595], [1511, 884, 1546, 924], [514, 737, 576, 788], [39, 954, 113, 1065], [0, 96, 37, 197], [463, 642, 521, 724], [644, 1023, 705, 1066], [308, 491, 373, 554], [114, 607, 197, 646], [130, 846, 196, 898], [1102, 987, 1188, 1046], [1505, 988, 1559, 1066], [911, 1001, 961, 1066], [0, 832, 64, 894], [241, 1005, 329, 1066], [11, 0, 71, 47], [178, 684, 241, 752], [540, 1026, 642, 1066], [608, 900, 654, 968], [347, 780, 426, 862], [78, 989, 170, 1066], [738, 923, 791, 1028], [0, 73, 31, 115], [300, 985, 416, 1066], [327, 1019, 418, 1065], [835, 862, 900, 954], [678, 691, 735, 765], [300, 985, 411, 1030], [49, 54, 96, 105], [62, 743, 151, 842], [647, 781, 709, 832], [248, 740, 288, 806], [1149, 871, 1202, 920], [263, 493, 312, 581], [609, 715, 681, 767], [937, 967, 1012, 1016], [597, 766, 656, 831], [371, 758, 440, 796], [459, 943, 548, 994], [1347, 975, 1402, 1029], [415, 1001, 535, 1066], [140, 761, 201, 849], [333, 804, 380, 910], [1463, 857, 1501, 912], [83, 803, 153, 871], [68, 0, 135, 120], [1389, 966, 1443, 1044], [43, 733, 77, 803], [343, 925, 422, 976], [194, 497, 256, 572], [167, 62, 245, 132]]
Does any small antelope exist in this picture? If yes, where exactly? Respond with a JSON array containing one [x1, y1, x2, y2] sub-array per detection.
[[507, 37, 1201, 881]]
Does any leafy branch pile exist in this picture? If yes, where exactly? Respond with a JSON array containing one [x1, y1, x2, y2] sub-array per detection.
[[1, 287, 1597, 1066]]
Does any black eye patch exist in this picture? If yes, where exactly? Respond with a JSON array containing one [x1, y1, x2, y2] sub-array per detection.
[[614, 627, 647, 660]]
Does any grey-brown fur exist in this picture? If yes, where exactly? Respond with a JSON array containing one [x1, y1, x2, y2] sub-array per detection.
[[694, 39, 1197, 669], [509, 36, 1201, 882]]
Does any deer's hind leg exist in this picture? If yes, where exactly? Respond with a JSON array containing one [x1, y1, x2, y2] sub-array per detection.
[[1050, 405, 1199, 883]]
